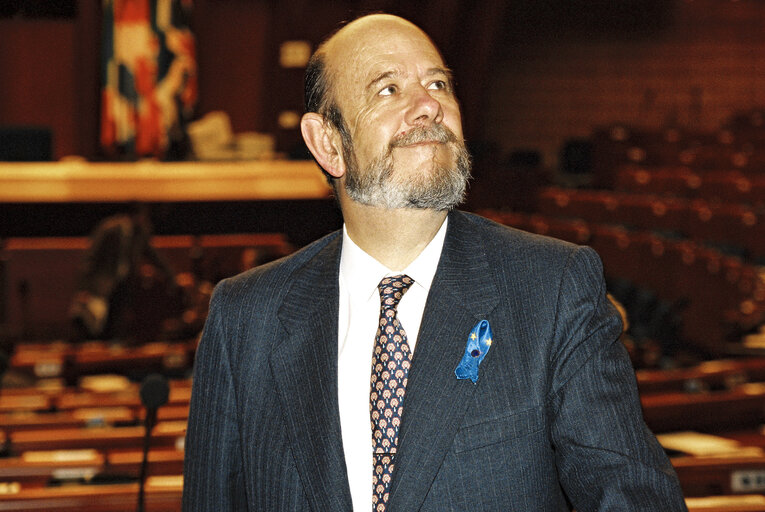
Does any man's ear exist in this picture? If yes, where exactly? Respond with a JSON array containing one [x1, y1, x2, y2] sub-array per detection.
[[300, 113, 345, 179]]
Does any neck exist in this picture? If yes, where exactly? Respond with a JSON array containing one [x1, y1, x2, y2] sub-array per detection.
[[340, 195, 448, 271]]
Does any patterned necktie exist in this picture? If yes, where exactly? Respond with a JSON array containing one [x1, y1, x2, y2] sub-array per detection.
[[370, 274, 414, 512]]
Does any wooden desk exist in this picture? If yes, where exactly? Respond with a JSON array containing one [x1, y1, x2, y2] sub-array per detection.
[[54, 384, 190, 412], [0, 449, 183, 488], [637, 359, 765, 394], [0, 160, 330, 203], [72, 342, 195, 378], [9, 422, 186, 453], [0, 163, 342, 246], [0, 395, 50, 414], [0, 450, 104, 487], [106, 449, 184, 478], [674, 455, 765, 497], [0, 408, 134, 433], [641, 384, 765, 433], [686, 495, 765, 512], [10, 342, 197, 380], [0, 477, 182, 512]]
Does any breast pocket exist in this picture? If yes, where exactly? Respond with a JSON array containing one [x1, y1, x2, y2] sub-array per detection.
[[452, 406, 545, 454]]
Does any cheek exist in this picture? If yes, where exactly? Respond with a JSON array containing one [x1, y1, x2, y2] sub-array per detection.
[[351, 114, 399, 157]]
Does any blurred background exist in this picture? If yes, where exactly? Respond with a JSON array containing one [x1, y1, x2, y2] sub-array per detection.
[[1, 1, 765, 510]]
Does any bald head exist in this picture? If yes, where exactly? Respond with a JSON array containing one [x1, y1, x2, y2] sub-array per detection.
[[323, 14, 437, 65], [304, 15, 445, 122]]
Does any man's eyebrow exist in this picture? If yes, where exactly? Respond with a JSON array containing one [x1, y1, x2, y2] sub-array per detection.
[[429, 67, 455, 89], [425, 66, 453, 80], [365, 70, 401, 91]]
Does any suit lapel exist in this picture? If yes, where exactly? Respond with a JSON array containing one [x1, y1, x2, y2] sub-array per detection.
[[270, 234, 353, 511], [388, 211, 501, 511]]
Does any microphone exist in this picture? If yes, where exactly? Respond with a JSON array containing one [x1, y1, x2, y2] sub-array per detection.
[[137, 373, 169, 512], [140, 373, 170, 412]]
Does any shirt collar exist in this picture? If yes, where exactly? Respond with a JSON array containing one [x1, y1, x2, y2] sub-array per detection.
[[339, 216, 448, 301]]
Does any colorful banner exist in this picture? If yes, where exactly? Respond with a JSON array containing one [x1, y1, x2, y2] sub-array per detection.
[[101, 0, 197, 158]]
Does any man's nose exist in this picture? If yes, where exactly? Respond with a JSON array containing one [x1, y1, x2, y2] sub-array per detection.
[[404, 85, 443, 126]]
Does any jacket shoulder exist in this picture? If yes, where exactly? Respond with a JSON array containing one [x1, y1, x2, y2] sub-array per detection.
[[211, 229, 341, 305], [454, 210, 582, 259]]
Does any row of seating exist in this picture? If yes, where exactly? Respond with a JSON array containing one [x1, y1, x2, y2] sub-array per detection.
[[531, 116, 765, 507], [0, 368, 188, 510], [590, 120, 765, 188], [0, 448, 184, 488], [0, 378, 191, 429], [0, 479, 182, 512], [6, 344, 765, 507], [537, 187, 765, 261], [482, 210, 765, 355], [615, 166, 765, 207], [1, 222, 762, 509], [7, 340, 196, 384], [1, 233, 292, 340], [0, 232, 291, 508], [637, 358, 765, 395]]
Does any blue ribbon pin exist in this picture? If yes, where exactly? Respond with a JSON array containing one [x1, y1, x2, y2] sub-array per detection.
[[455, 320, 493, 384]]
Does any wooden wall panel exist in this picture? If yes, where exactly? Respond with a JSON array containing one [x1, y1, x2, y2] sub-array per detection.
[[0, 20, 78, 159]]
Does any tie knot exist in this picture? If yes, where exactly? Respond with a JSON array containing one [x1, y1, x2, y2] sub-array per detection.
[[378, 274, 414, 311]]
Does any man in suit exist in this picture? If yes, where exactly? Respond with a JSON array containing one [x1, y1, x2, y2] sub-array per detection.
[[183, 14, 686, 511]]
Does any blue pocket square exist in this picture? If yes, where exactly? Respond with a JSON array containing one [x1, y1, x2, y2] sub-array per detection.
[[455, 320, 493, 384]]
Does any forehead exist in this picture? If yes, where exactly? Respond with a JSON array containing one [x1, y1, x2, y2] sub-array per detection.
[[326, 19, 445, 95]]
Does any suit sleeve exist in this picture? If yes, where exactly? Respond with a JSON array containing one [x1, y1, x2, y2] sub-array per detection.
[[183, 281, 248, 510], [547, 246, 687, 511]]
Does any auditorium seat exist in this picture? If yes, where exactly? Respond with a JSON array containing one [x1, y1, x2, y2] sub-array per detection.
[[538, 187, 619, 224], [699, 172, 765, 208], [615, 165, 702, 198], [688, 201, 764, 260]]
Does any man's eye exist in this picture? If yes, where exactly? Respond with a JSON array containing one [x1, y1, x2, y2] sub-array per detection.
[[379, 85, 397, 96], [427, 80, 447, 91]]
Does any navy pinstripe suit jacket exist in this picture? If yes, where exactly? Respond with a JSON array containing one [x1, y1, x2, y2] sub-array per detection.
[[182, 210, 686, 511]]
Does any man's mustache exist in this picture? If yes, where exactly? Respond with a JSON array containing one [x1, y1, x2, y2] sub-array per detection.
[[389, 124, 458, 148]]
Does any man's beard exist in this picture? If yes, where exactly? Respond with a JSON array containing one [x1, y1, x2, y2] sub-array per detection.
[[341, 123, 472, 211]]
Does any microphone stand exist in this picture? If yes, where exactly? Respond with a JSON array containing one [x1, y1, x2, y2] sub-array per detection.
[[137, 373, 169, 512], [137, 405, 157, 512]]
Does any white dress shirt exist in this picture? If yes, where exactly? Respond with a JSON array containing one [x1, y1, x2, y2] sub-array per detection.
[[338, 217, 448, 511]]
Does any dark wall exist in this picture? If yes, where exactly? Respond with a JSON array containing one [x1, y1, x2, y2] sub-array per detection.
[[490, 0, 765, 166], [3, 0, 763, 166]]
